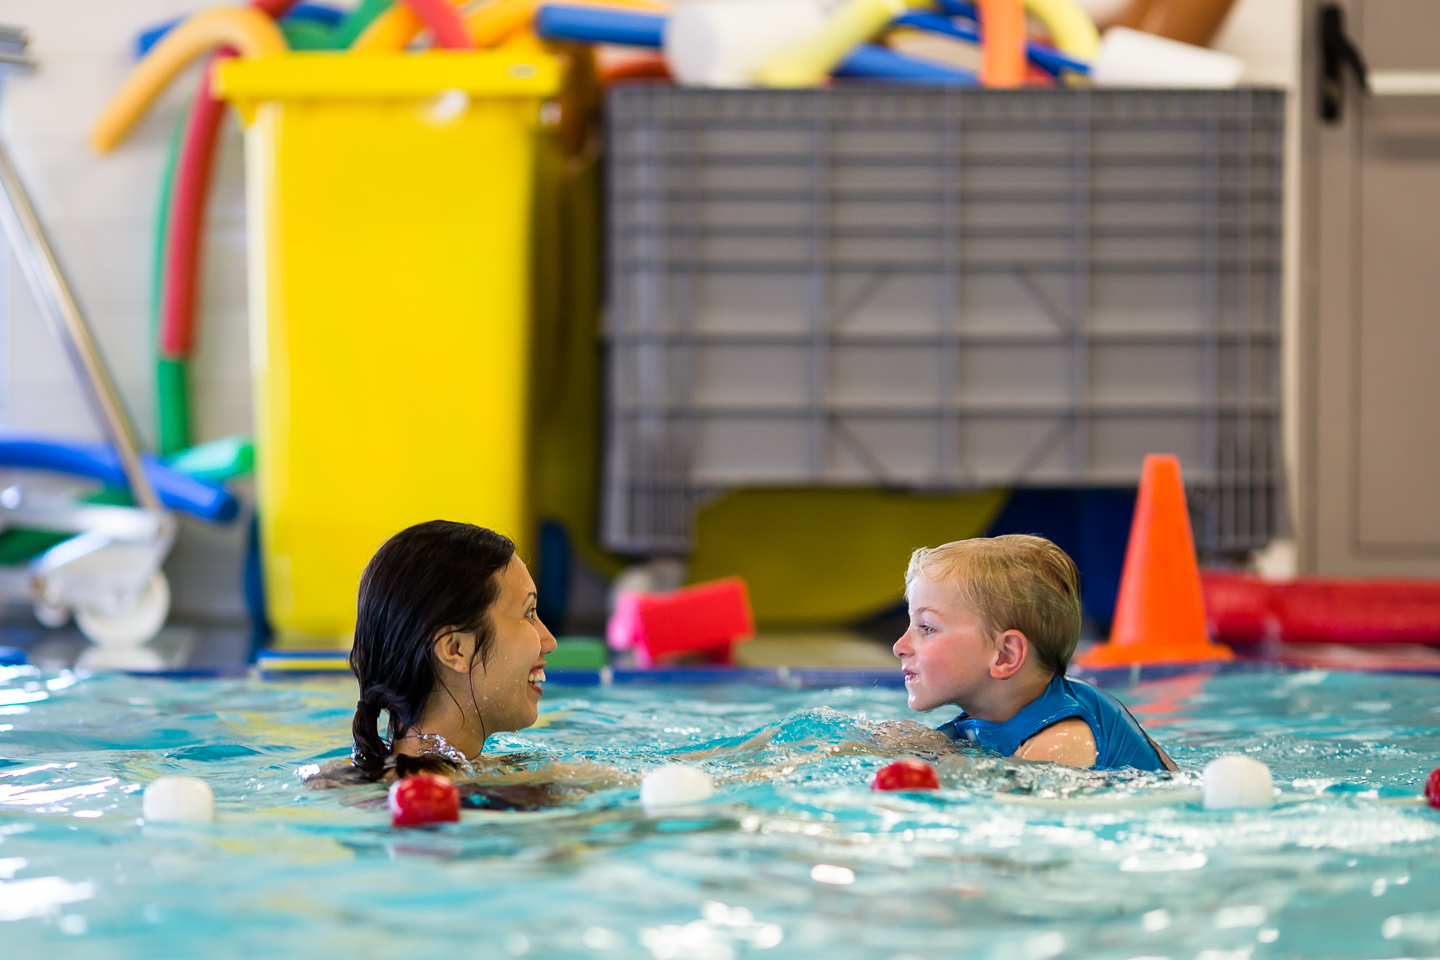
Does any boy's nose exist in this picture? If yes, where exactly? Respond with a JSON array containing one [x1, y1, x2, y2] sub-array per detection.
[[893, 630, 914, 658]]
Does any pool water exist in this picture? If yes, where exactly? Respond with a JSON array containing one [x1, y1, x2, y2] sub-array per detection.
[[1, 665, 1438, 959]]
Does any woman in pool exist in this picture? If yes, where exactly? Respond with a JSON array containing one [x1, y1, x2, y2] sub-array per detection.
[[316, 519, 596, 791]]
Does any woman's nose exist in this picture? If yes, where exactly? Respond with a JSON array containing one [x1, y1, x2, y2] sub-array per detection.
[[539, 619, 558, 654]]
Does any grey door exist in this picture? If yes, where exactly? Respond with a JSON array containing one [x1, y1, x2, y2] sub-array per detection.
[[1300, 0, 1440, 576]]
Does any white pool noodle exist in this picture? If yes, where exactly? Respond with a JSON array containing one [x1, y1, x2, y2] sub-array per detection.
[[1090, 27, 1243, 89], [664, 0, 829, 87]]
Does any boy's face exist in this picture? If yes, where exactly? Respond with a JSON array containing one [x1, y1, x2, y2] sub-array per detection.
[[893, 575, 997, 713]]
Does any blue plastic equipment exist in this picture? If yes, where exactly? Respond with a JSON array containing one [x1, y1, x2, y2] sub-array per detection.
[[0, 433, 239, 523], [535, 5, 666, 48], [835, 43, 977, 83]]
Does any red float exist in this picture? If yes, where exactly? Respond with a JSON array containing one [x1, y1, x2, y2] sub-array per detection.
[[871, 759, 940, 792], [1425, 768, 1440, 810], [389, 773, 461, 827]]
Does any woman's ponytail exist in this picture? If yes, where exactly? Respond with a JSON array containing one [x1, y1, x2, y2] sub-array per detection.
[[351, 685, 403, 779]]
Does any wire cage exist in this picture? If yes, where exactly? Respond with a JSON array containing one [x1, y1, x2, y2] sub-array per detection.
[[603, 85, 1285, 559]]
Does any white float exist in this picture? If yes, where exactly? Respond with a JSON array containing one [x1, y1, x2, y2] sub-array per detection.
[[142, 775, 215, 823], [1090, 27, 1243, 89], [1202, 755, 1274, 810], [664, 0, 828, 87], [640, 764, 715, 809]]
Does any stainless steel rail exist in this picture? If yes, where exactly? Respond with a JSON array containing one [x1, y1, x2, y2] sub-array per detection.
[[0, 137, 161, 512]]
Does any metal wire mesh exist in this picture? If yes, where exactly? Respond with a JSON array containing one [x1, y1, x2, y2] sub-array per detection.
[[603, 86, 1285, 558]]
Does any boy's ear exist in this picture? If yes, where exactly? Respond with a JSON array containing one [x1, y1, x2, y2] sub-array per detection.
[[990, 629, 1028, 680], [433, 630, 476, 674]]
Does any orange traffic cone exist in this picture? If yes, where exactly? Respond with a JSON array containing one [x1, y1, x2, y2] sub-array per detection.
[[1077, 454, 1234, 667]]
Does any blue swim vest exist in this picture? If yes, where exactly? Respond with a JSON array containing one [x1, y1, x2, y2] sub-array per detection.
[[936, 674, 1175, 771]]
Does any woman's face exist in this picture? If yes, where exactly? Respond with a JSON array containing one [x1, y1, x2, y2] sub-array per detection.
[[470, 555, 557, 735]]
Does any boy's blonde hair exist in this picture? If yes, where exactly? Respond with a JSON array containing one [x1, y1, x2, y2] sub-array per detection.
[[905, 535, 1082, 675]]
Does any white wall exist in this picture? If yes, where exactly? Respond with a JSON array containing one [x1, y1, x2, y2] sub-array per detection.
[[2, 2, 253, 617], [0, 0, 1304, 622]]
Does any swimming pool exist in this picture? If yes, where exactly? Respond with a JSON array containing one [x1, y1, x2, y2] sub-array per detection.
[[1, 665, 1437, 959]]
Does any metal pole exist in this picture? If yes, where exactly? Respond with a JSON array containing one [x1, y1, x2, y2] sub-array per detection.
[[0, 136, 162, 512]]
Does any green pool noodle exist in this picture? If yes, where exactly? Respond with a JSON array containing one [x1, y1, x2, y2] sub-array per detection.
[[163, 435, 254, 485], [281, 18, 338, 49], [334, 0, 393, 47], [152, 98, 191, 457]]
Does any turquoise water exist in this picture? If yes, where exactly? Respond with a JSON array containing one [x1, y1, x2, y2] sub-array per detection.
[[1, 665, 1438, 959]]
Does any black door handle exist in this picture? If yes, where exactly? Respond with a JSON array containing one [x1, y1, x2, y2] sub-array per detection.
[[1321, 4, 1369, 123]]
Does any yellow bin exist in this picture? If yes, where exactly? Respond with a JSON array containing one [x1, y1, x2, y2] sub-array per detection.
[[217, 52, 561, 644]]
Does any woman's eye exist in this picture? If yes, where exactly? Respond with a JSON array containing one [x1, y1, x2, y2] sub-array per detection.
[[525, 608, 537, 620]]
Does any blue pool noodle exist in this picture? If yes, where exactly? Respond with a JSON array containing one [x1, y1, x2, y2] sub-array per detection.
[[0, 434, 239, 523], [836, 44, 978, 84], [534, 5, 665, 47]]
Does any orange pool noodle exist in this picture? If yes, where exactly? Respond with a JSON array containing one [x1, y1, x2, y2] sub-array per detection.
[[90, 7, 287, 154], [1076, 454, 1234, 667], [976, 0, 1027, 87]]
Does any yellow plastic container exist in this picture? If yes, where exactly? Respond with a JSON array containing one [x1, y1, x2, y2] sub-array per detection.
[[216, 52, 561, 644]]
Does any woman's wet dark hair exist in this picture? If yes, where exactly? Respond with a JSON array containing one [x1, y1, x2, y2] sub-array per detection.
[[349, 520, 516, 780]]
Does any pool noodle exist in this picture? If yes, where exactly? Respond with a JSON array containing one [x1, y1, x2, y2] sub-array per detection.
[[91, 7, 288, 153], [151, 100, 189, 457], [1021, 0, 1099, 61], [975, 0, 1026, 86], [0, 434, 239, 522], [404, 0, 477, 48], [535, 5, 666, 47], [149, 0, 303, 456], [332, 0, 394, 48], [351, 0, 473, 50], [468, 0, 547, 48], [160, 54, 230, 361], [755, 0, 907, 88], [894, 12, 1089, 74], [834, 44, 977, 83]]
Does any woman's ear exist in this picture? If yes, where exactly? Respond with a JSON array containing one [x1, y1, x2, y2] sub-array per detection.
[[990, 629, 1029, 680], [432, 630, 477, 674]]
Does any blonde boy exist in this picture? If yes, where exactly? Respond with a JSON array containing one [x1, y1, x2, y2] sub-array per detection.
[[894, 535, 1175, 771]]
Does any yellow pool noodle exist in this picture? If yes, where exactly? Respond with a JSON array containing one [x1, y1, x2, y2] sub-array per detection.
[[90, 6, 287, 154], [1023, 0, 1099, 61], [351, 3, 423, 50], [756, 0, 909, 88]]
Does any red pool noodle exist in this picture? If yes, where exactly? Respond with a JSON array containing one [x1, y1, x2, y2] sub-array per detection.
[[404, 0, 478, 49], [157, 0, 301, 360], [159, 53, 228, 359]]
